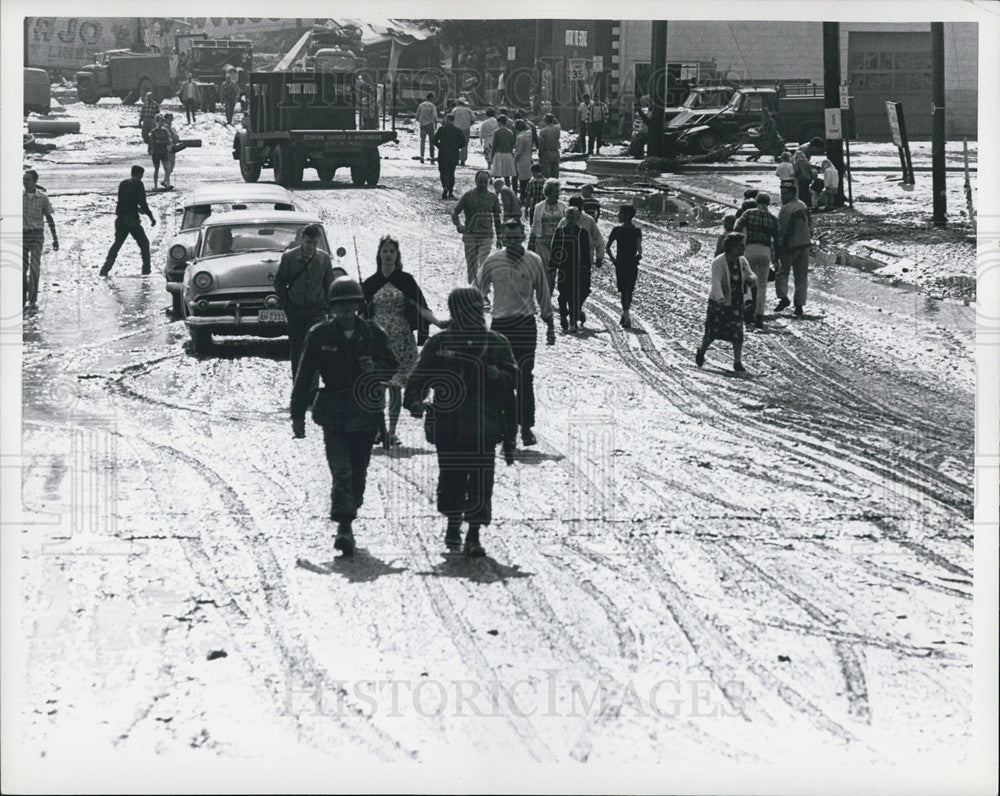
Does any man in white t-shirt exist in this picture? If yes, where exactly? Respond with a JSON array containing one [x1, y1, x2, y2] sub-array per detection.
[[450, 97, 475, 166], [416, 93, 438, 163]]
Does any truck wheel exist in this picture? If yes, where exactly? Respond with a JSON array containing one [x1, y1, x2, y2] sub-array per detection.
[[77, 81, 98, 105], [272, 143, 293, 187], [316, 165, 336, 183], [350, 162, 366, 186], [288, 153, 304, 188], [240, 156, 262, 183], [694, 130, 719, 154], [189, 325, 212, 355], [364, 150, 381, 187]]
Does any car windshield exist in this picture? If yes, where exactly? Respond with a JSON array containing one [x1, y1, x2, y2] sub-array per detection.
[[199, 223, 327, 258], [684, 90, 730, 109], [181, 201, 295, 230]]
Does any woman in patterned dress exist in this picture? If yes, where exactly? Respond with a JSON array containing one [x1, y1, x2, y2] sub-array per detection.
[[362, 236, 442, 447], [695, 233, 756, 373]]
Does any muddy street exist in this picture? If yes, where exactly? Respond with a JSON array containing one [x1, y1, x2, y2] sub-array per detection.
[[15, 99, 974, 769]]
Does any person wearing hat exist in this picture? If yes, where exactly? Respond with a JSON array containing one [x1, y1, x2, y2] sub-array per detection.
[[291, 276, 398, 556], [274, 223, 337, 380], [734, 192, 780, 329], [449, 97, 475, 166], [695, 232, 756, 372], [404, 286, 519, 558]]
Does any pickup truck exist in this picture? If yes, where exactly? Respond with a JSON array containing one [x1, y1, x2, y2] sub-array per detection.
[[76, 50, 174, 105], [665, 86, 840, 156], [233, 69, 396, 187]]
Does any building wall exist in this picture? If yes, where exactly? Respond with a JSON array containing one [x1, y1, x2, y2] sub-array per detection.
[[617, 19, 977, 139]]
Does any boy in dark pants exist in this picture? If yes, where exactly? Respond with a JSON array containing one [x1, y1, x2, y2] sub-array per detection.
[[405, 287, 519, 558], [607, 205, 642, 329], [291, 278, 397, 556]]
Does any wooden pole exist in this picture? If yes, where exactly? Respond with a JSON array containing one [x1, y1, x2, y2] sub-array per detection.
[[647, 21, 667, 157], [823, 22, 846, 206], [931, 21, 947, 226]]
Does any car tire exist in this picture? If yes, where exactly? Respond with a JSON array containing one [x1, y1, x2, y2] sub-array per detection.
[[189, 325, 212, 355], [364, 149, 380, 187], [171, 292, 183, 317]]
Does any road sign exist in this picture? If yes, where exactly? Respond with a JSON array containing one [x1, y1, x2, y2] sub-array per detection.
[[825, 108, 843, 140], [839, 85, 850, 110], [592, 56, 604, 73], [568, 58, 586, 80], [507, 47, 516, 61]]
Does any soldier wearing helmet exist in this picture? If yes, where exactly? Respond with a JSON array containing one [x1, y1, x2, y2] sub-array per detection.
[[290, 276, 398, 556]]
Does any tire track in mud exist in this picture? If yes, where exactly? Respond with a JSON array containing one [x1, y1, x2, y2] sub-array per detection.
[[560, 537, 864, 746], [713, 541, 872, 724], [372, 450, 748, 760], [127, 431, 419, 761], [584, 294, 972, 577]]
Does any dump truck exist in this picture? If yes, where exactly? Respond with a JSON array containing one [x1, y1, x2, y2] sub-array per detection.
[[176, 33, 253, 110], [75, 49, 175, 104], [233, 68, 396, 187]]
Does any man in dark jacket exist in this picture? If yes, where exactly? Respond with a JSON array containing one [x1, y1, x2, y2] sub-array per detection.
[[549, 206, 591, 333], [292, 277, 398, 556], [274, 223, 336, 378], [405, 286, 518, 558], [431, 113, 466, 199], [100, 165, 157, 276]]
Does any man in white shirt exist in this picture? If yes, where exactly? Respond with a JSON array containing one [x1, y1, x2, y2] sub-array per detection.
[[478, 108, 500, 169], [450, 97, 475, 166], [416, 93, 438, 163], [476, 218, 556, 447]]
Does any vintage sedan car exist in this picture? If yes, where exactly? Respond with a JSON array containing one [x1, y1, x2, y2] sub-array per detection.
[[180, 210, 331, 353], [164, 183, 297, 314]]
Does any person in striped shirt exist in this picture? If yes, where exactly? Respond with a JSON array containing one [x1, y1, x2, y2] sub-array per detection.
[[22, 169, 58, 309]]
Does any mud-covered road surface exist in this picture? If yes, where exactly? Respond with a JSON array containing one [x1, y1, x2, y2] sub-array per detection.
[[14, 102, 975, 770]]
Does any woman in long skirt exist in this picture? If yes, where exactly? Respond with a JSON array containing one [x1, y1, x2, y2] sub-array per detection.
[[490, 116, 517, 188], [696, 233, 756, 372]]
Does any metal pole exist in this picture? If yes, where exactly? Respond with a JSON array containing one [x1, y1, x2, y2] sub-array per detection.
[[822, 22, 846, 206], [931, 21, 947, 226], [648, 21, 667, 157], [844, 117, 854, 207]]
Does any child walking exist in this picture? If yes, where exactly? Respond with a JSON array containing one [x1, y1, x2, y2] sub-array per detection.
[[607, 204, 642, 329]]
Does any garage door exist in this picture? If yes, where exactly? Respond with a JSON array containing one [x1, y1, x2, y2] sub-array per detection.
[[848, 31, 932, 141]]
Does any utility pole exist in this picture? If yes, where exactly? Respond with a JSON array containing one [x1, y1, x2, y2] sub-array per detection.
[[931, 21, 947, 226], [648, 21, 667, 157], [822, 22, 846, 206]]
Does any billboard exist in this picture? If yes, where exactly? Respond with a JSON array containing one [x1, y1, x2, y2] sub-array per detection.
[[25, 18, 140, 70]]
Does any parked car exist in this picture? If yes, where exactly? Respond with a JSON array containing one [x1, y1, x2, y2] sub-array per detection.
[[164, 183, 297, 314], [24, 68, 51, 115], [180, 210, 331, 354]]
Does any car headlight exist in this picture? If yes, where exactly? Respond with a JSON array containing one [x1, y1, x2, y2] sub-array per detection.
[[193, 271, 213, 290], [170, 244, 188, 262], [264, 294, 279, 308]]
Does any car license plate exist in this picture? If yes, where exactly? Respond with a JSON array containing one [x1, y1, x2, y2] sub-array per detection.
[[258, 309, 286, 323]]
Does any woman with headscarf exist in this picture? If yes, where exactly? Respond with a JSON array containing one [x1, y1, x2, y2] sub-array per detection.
[[404, 287, 518, 558], [362, 235, 442, 447], [528, 178, 568, 291], [695, 232, 757, 372]]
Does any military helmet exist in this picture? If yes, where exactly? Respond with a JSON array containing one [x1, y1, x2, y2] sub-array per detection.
[[328, 276, 364, 303]]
